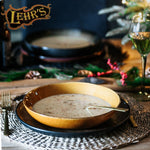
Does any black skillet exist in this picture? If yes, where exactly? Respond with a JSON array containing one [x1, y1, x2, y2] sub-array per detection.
[[22, 29, 101, 58]]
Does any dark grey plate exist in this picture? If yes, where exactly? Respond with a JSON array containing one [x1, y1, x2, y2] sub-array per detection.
[[15, 98, 130, 137]]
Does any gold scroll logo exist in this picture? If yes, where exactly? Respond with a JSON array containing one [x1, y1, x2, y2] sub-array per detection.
[[4, 4, 51, 30]]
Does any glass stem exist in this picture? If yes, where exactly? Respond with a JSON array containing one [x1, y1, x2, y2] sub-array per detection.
[[141, 55, 147, 93]]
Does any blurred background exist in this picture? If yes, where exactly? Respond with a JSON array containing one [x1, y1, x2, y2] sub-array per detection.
[[5, 0, 122, 42], [0, 0, 124, 73]]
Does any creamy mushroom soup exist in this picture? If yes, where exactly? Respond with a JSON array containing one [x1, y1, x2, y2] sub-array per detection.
[[32, 94, 111, 118], [31, 35, 94, 49]]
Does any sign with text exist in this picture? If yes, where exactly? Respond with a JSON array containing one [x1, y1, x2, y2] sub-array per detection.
[[5, 4, 51, 30]]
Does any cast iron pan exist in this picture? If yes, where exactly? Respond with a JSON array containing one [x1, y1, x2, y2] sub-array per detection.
[[22, 29, 101, 58]]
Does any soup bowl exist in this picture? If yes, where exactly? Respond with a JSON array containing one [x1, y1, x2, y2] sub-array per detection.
[[23, 82, 120, 129]]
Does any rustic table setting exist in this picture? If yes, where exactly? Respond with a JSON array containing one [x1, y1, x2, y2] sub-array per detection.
[[1, 39, 150, 150]]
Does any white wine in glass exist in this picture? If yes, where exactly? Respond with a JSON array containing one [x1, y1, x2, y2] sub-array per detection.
[[129, 12, 150, 101]]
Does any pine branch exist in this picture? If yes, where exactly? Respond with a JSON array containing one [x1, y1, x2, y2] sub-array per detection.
[[98, 5, 124, 15], [107, 10, 125, 21], [121, 34, 130, 45], [116, 18, 131, 27], [106, 27, 129, 37]]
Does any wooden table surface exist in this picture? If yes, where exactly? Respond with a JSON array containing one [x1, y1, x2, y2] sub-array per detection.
[[1, 39, 150, 150]]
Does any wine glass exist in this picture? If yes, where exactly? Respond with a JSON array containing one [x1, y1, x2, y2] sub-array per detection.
[[129, 12, 150, 101]]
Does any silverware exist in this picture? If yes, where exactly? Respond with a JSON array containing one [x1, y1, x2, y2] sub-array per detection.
[[86, 105, 129, 113], [1, 92, 12, 135]]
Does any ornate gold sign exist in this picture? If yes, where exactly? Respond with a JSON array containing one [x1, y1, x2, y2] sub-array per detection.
[[4, 4, 51, 30]]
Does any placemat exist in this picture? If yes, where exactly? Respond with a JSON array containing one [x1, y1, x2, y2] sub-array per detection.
[[1, 93, 150, 150]]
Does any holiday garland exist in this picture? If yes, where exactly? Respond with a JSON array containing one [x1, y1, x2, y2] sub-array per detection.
[[1, 58, 150, 87]]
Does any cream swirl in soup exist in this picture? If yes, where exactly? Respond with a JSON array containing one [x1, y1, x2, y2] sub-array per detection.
[[32, 94, 111, 119]]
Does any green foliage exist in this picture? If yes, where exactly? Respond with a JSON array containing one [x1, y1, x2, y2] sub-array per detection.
[[125, 76, 150, 86], [126, 66, 139, 81], [0, 70, 29, 82], [85, 64, 105, 73]]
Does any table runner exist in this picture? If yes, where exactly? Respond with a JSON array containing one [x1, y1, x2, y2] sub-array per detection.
[[1, 93, 150, 150]]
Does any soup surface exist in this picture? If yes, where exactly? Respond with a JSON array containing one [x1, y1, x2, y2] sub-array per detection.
[[32, 94, 111, 118], [31, 35, 94, 49]]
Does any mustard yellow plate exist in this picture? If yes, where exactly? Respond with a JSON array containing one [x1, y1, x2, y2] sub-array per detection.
[[23, 82, 120, 129]]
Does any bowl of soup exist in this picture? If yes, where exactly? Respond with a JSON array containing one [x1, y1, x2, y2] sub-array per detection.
[[23, 82, 120, 129]]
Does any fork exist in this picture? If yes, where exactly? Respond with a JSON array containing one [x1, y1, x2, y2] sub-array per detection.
[[1, 92, 11, 135]]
